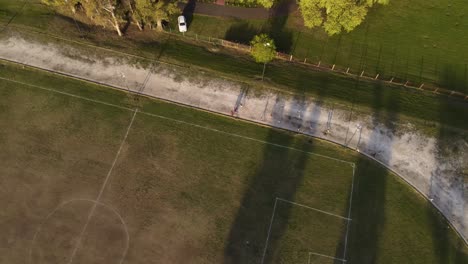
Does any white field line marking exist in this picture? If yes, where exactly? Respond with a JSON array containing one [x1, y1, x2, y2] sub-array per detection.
[[67, 109, 137, 264], [0, 76, 354, 166], [342, 164, 356, 260], [276, 197, 351, 221], [260, 198, 278, 264], [139, 111, 351, 165], [0, 76, 134, 111], [308, 251, 347, 263], [28, 199, 130, 264], [261, 197, 352, 264]]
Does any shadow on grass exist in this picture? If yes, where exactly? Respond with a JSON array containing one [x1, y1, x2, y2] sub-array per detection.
[[224, 21, 262, 44], [266, 0, 293, 53], [182, 0, 196, 29], [52, 13, 92, 37], [439, 63, 468, 94], [224, 78, 327, 263], [338, 79, 401, 263], [428, 86, 468, 263], [223, 103, 308, 264]]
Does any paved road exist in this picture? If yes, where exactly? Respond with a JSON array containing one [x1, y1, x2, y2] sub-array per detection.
[[178, 0, 297, 19]]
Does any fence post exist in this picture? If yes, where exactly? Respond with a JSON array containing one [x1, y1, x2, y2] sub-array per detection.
[[375, 74, 379, 80], [390, 77, 394, 83], [360, 71, 364, 77], [419, 83, 424, 89], [317, 61, 321, 67], [332, 64, 335, 70], [289, 55, 293, 61], [346, 67, 350, 74]]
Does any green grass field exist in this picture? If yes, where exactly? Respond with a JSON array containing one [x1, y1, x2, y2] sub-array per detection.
[[0, 60, 467, 263], [183, 0, 468, 93]]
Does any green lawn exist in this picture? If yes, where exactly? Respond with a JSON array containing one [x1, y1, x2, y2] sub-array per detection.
[[184, 1, 468, 93], [1, 59, 467, 263]]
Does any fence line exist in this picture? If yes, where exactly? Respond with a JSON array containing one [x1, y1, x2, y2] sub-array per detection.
[[166, 29, 468, 101]]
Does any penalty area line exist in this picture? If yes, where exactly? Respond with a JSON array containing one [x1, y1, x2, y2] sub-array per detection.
[[261, 197, 351, 264], [276, 197, 351, 221], [308, 251, 347, 263]]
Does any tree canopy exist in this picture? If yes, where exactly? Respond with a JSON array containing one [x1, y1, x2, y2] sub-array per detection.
[[132, 0, 178, 30], [41, 0, 178, 35], [250, 34, 276, 64], [299, 0, 389, 35]]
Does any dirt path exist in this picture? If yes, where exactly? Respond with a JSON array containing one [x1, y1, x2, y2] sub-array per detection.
[[0, 31, 466, 243]]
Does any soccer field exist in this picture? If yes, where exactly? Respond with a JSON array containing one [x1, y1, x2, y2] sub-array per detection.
[[0, 61, 466, 264]]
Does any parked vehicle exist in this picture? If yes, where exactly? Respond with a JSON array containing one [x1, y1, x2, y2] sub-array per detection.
[[178, 16, 187, 33]]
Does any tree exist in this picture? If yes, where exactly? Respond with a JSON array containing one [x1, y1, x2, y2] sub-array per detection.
[[41, 0, 127, 36], [131, 0, 178, 31], [250, 34, 276, 81], [41, 0, 66, 6], [82, 0, 124, 36], [41, 0, 78, 12], [299, 0, 389, 35], [257, 0, 274, 8]]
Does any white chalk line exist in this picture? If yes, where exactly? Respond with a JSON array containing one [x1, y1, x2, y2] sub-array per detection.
[[0, 76, 354, 166], [261, 197, 352, 264], [276, 197, 351, 221], [260, 198, 278, 264], [342, 164, 356, 260], [28, 199, 129, 264], [0, 76, 134, 111], [308, 251, 347, 263], [66, 109, 137, 264]]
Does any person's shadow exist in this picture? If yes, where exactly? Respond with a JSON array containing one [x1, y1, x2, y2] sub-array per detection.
[[182, 0, 196, 29]]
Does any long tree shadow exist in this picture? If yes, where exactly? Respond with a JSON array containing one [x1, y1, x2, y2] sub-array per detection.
[[266, 0, 294, 53], [182, 0, 196, 28], [338, 78, 400, 263], [223, 102, 305, 264], [225, 21, 263, 44], [439, 63, 468, 94], [224, 77, 325, 263], [429, 69, 468, 263]]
